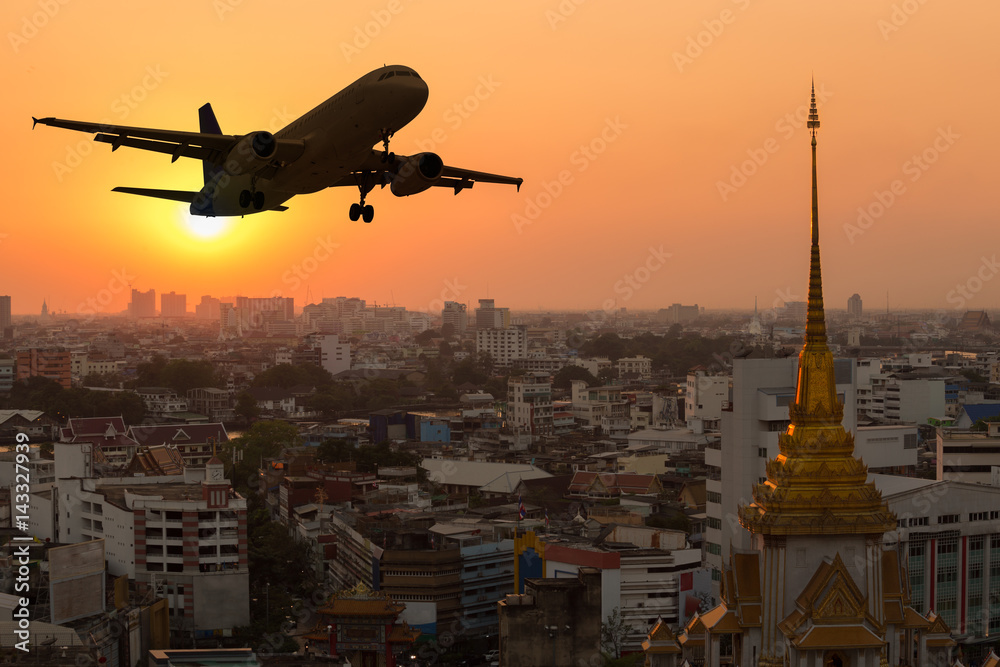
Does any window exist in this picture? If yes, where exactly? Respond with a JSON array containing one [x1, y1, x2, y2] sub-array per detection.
[[937, 514, 959, 525]]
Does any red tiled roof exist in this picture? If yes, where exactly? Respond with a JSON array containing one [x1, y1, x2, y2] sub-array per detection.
[[65, 416, 127, 437]]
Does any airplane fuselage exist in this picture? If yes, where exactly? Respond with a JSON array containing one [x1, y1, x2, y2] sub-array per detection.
[[197, 65, 428, 215]]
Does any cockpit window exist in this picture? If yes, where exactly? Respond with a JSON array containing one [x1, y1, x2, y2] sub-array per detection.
[[396, 70, 410, 76], [384, 71, 395, 80], [411, 72, 421, 80]]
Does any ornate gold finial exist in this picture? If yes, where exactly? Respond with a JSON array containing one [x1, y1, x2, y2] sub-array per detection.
[[737, 82, 896, 537]]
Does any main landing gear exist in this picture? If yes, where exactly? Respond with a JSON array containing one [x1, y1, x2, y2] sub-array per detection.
[[239, 177, 265, 210], [349, 170, 378, 223]]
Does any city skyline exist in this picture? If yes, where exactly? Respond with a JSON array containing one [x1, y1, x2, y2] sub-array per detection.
[[6, 1, 999, 316]]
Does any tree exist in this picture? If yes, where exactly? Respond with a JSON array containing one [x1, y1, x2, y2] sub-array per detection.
[[223, 420, 301, 493], [601, 607, 635, 659], [235, 392, 260, 424], [415, 329, 440, 345], [553, 365, 598, 389]]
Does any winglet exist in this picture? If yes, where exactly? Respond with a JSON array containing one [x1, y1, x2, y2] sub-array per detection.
[[516, 178, 523, 192], [32, 117, 38, 129]]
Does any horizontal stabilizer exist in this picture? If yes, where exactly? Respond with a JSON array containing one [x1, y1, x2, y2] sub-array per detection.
[[112, 187, 198, 203]]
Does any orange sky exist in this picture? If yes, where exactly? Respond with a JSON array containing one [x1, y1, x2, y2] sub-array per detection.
[[3, 0, 999, 317]]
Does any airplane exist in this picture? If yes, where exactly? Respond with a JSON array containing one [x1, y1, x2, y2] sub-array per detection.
[[32, 65, 522, 223]]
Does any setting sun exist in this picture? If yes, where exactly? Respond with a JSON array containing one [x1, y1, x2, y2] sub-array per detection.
[[181, 210, 230, 240]]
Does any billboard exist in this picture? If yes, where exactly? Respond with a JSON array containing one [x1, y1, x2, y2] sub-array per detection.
[[50, 539, 106, 624]]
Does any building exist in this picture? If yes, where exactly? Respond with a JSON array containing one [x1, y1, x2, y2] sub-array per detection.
[[194, 295, 220, 320], [60, 416, 141, 468], [130, 288, 156, 318], [936, 421, 1000, 485], [848, 292, 863, 318], [186, 387, 233, 422], [617, 355, 652, 380], [0, 295, 10, 332], [660, 304, 700, 325], [884, 374, 946, 424], [475, 299, 509, 330], [303, 583, 419, 665], [685, 367, 729, 428], [695, 87, 953, 667], [441, 301, 468, 334], [16, 347, 71, 388], [294, 333, 351, 376], [36, 455, 249, 640], [571, 381, 631, 438], [881, 477, 1000, 650], [0, 359, 14, 392], [136, 387, 189, 418], [160, 292, 187, 318], [477, 326, 527, 367], [126, 423, 228, 466], [507, 373, 553, 436], [498, 567, 603, 667]]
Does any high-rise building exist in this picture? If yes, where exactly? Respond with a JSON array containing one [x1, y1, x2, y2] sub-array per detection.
[[243, 296, 294, 329], [129, 288, 156, 318], [16, 347, 72, 388], [161, 291, 187, 318], [847, 292, 863, 318], [195, 295, 221, 320], [441, 301, 468, 334], [477, 325, 527, 367], [475, 298, 509, 330], [0, 295, 11, 333]]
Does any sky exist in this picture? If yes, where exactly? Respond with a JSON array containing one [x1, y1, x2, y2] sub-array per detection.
[[3, 0, 999, 317]]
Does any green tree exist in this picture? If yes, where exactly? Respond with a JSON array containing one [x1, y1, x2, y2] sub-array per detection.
[[223, 420, 301, 493], [415, 329, 440, 345], [252, 362, 334, 390]]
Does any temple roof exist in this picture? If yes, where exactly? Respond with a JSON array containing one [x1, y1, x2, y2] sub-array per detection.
[[317, 582, 404, 618], [739, 84, 895, 537], [641, 618, 682, 655], [792, 625, 885, 649]]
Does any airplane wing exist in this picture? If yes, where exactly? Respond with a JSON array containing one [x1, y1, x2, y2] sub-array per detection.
[[32, 116, 238, 163], [341, 151, 523, 194], [32, 116, 304, 167]]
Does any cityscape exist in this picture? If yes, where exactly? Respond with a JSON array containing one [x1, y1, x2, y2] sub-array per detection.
[[5, 1, 1000, 667]]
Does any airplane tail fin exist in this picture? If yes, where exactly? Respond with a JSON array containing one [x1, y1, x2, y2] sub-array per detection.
[[198, 103, 225, 186]]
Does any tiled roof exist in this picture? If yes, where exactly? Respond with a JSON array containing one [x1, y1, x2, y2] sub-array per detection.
[[64, 416, 126, 437], [127, 423, 229, 446]]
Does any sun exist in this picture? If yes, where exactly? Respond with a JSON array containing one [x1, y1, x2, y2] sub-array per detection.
[[180, 209, 231, 239]]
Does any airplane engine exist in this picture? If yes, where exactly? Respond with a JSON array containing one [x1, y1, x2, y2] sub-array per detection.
[[224, 131, 277, 175], [390, 152, 444, 196]]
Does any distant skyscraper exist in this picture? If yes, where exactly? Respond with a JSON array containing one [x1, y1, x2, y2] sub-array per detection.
[[0, 295, 10, 332], [161, 291, 187, 318], [475, 298, 509, 329], [442, 301, 468, 334], [195, 295, 221, 320], [847, 292, 863, 318], [40, 299, 49, 320], [129, 289, 156, 318]]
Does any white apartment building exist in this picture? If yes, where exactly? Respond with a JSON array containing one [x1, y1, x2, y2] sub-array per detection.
[[937, 421, 1000, 485], [617, 356, 652, 380], [685, 368, 729, 429], [884, 374, 947, 423], [28, 450, 249, 635], [477, 326, 527, 367], [442, 301, 468, 334], [571, 381, 631, 439]]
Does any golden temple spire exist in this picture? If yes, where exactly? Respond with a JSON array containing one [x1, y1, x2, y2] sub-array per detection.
[[738, 82, 895, 537]]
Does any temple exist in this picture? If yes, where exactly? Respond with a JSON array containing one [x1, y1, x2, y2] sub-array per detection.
[[644, 84, 955, 667], [304, 582, 419, 667]]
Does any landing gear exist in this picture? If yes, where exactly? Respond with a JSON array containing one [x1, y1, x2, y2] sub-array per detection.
[[252, 191, 265, 210], [350, 171, 378, 223], [379, 128, 395, 164], [349, 203, 374, 223], [239, 190, 252, 208]]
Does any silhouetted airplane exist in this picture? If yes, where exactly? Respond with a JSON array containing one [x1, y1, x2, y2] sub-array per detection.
[[33, 65, 522, 222]]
